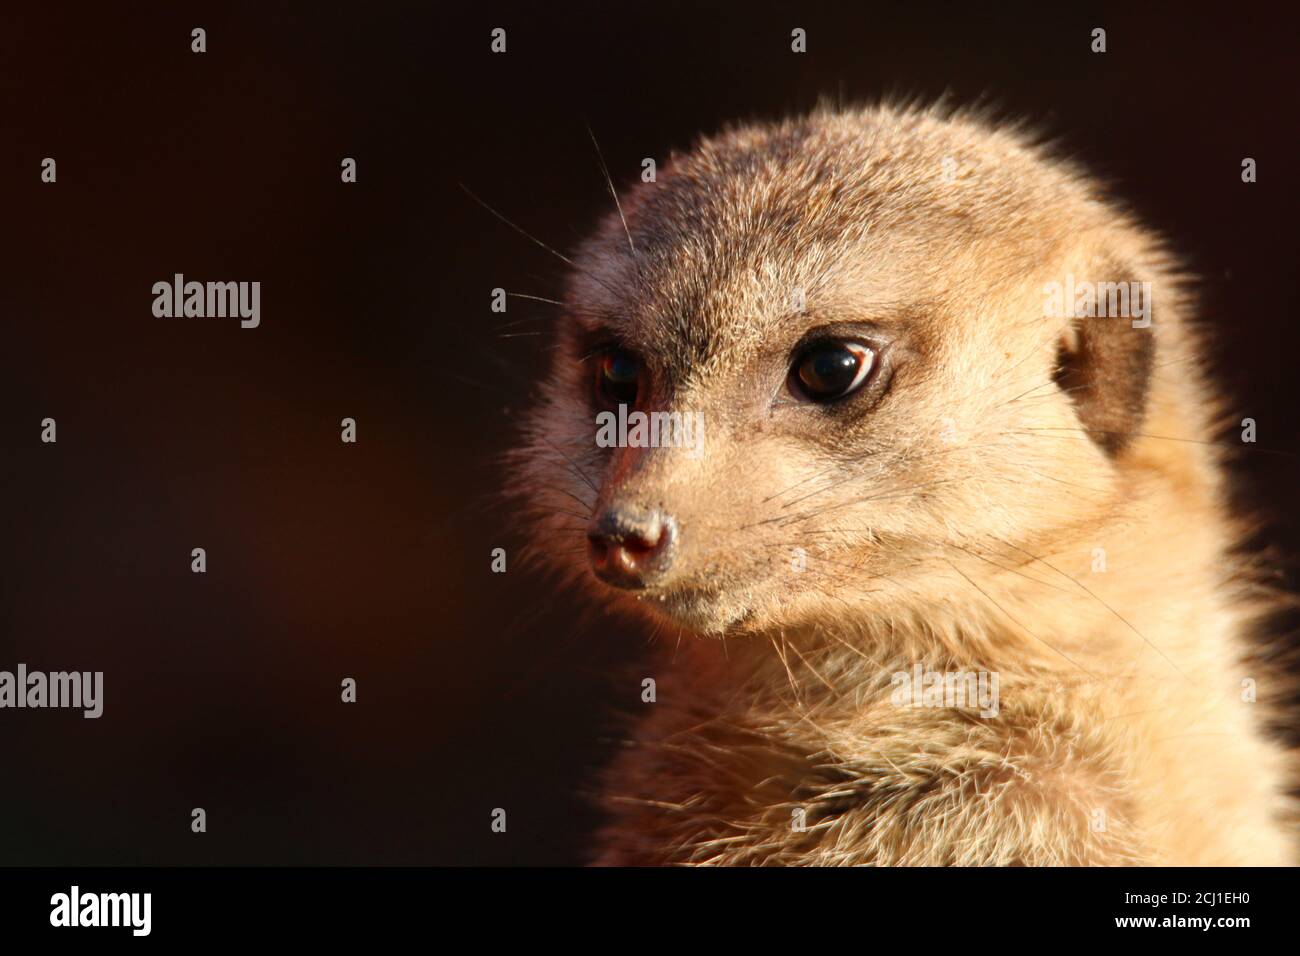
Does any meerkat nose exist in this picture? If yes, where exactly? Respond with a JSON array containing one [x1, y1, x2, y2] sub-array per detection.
[[587, 506, 677, 590]]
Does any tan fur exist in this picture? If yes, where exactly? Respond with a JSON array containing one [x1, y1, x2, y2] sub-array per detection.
[[511, 103, 1296, 865]]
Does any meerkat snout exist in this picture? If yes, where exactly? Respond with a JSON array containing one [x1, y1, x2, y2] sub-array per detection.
[[587, 505, 677, 589]]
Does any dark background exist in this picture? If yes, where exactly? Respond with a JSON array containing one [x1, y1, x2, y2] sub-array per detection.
[[0, 2, 1295, 864]]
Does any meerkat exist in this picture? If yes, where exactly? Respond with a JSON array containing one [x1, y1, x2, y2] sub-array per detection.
[[510, 103, 1296, 865]]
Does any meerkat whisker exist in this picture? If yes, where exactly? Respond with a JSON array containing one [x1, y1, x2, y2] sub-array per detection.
[[459, 183, 627, 302]]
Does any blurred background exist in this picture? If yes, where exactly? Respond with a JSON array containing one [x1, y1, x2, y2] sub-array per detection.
[[0, 1, 1296, 864]]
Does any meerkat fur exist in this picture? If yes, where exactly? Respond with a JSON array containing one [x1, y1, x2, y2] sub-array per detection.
[[510, 102, 1297, 865]]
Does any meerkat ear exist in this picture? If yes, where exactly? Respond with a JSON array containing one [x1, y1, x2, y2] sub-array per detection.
[[1051, 264, 1156, 456]]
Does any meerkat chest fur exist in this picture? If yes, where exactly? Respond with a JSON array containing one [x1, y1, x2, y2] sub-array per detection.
[[596, 576, 1285, 866], [515, 105, 1296, 865]]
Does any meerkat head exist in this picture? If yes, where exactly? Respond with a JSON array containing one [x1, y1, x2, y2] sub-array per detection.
[[516, 104, 1186, 638]]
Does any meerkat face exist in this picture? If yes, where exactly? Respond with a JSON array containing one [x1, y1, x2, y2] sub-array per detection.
[[517, 107, 1162, 636]]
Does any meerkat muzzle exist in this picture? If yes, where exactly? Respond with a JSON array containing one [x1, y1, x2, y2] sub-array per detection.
[[586, 506, 677, 590]]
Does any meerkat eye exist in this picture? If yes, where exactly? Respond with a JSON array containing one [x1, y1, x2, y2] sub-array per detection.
[[789, 341, 875, 403], [594, 349, 640, 407]]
